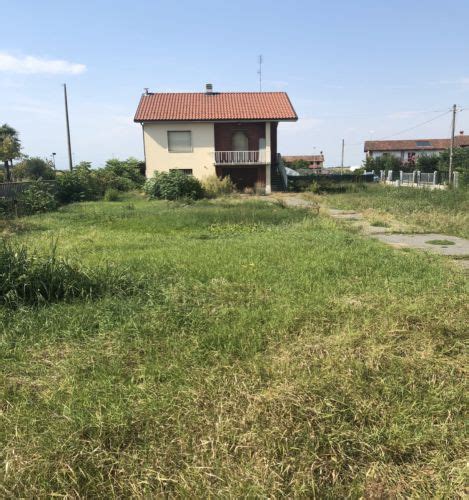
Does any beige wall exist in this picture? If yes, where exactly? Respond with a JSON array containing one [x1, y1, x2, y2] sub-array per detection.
[[265, 122, 271, 194], [143, 122, 216, 179]]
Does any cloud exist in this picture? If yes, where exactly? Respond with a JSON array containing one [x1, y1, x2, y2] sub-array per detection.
[[0, 52, 86, 75]]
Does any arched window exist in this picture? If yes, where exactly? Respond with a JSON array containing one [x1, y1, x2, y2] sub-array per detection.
[[232, 131, 249, 151]]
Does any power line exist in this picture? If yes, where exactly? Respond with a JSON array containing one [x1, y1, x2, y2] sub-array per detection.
[[344, 109, 452, 146], [373, 109, 452, 140], [306, 107, 449, 120]]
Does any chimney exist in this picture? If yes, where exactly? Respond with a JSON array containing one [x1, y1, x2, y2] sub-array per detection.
[[144, 88, 149, 96], [205, 83, 213, 94]]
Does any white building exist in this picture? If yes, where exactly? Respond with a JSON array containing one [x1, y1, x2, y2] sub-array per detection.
[[364, 132, 469, 163], [134, 85, 298, 193]]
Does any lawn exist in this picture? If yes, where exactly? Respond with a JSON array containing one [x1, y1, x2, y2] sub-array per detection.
[[307, 184, 469, 238], [1, 196, 467, 497]]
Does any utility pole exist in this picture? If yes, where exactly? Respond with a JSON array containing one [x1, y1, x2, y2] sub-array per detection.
[[63, 83, 73, 171], [448, 104, 457, 185], [341, 139, 345, 169], [257, 55, 263, 91]]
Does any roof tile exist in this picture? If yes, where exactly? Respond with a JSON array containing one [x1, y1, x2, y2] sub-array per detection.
[[364, 136, 469, 152], [134, 92, 297, 122]]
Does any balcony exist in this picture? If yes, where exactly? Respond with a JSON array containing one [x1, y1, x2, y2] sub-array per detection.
[[214, 150, 266, 165]]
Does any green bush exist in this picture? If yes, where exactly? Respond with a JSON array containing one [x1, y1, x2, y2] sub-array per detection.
[[95, 170, 135, 192], [416, 154, 439, 173], [56, 163, 101, 203], [12, 157, 56, 180], [202, 175, 235, 198], [104, 188, 120, 201], [144, 171, 204, 200], [364, 154, 402, 172], [18, 182, 58, 215], [102, 158, 145, 188]]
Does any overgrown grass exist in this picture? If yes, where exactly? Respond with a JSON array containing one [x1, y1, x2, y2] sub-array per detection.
[[307, 184, 469, 238], [1, 196, 467, 497], [0, 240, 139, 307]]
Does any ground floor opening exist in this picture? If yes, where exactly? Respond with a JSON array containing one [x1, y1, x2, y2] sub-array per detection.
[[215, 165, 266, 191]]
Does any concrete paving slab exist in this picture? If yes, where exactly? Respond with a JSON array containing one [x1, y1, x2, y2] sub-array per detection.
[[370, 233, 469, 257]]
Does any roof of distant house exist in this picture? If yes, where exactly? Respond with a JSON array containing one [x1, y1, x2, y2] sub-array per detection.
[[364, 135, 469, 152], [282, 155, 324, 163], [134, 91, 298, 122]]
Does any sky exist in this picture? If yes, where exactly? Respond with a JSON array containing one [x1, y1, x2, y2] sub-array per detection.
[[1, 0, 469, 168]]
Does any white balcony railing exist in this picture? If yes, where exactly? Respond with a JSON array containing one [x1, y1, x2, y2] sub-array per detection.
[[214, 150, 266, 164]]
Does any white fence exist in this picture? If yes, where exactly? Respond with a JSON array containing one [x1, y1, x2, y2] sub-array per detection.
[[378, 170, 459, 188]]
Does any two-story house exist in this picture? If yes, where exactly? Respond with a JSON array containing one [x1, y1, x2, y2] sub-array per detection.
[[134, 85, 298, 193], [364, 132, 469, 164]]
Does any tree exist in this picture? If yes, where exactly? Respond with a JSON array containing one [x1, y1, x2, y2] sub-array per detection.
[[0, 124, 21, 181], [438, 148, 469, 173], [289, 159, 310, 171], [416, 154, 440, 173], [103, 157, 146, 186], [364, 154, 402, 172], [12, 157, 56, 180]]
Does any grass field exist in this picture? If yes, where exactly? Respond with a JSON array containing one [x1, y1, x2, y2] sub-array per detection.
[[1, 196, 468, 497], [307, 184, 469, 238]]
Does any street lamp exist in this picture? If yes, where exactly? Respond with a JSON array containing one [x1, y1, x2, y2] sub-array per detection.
[[51, 152, 56, 169]]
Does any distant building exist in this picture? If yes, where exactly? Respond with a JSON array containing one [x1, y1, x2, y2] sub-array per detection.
[[364, 132, 469, 164], [282, 154, 324, 170]]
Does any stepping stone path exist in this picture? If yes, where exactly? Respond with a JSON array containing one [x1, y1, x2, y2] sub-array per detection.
[[272, 196, 469, 271], [325, 208, 469, 270]]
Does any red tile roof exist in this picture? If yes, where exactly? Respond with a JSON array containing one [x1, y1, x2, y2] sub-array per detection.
[[134, 92, 298, 122], [364, 135, 469, 152], [282, 155, 324, 163]]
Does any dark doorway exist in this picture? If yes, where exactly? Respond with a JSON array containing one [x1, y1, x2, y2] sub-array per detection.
[[217, 166, 260, 190]]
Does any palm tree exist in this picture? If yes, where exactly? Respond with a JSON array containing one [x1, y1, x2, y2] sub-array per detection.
[[0, 124, 21, 181]]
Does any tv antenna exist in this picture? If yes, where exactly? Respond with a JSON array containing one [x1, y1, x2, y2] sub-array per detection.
[[258, 55, 263, 91]]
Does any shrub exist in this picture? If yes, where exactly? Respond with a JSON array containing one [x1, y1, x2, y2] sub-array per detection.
[[202, 175, 235, 198], [95, 170, 135, 193], [254, 182, 266, 195], [56, 163, 101, 203], [18, 182, 58, 215], [102, 158, 146, 188], [12, 157, 56, 180], [416, 154, 439, 173], [364, 154, 402, 172], [104, 188, 120, 201], [144, 171, 204, 200], [308, 180, 320, 193]]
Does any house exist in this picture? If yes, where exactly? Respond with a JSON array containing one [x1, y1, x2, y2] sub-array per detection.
[[134, 85, 298, 193], [364, 132, 469, 164], [282, 154, 324, 170]]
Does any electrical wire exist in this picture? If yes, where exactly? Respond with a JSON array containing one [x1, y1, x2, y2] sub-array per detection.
[[345, 109, 452, 146]]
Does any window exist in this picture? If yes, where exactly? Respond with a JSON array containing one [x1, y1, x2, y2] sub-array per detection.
[[168, 131, 192, 152], [232, 131, 249, 151], [170, 168, 193, 175], [416, 140, 432, 147]]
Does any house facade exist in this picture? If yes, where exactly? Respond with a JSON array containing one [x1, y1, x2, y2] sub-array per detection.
[[282, 154, 325, 170], [364, 132, 469, 164], [134, 85, 297, 193]]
